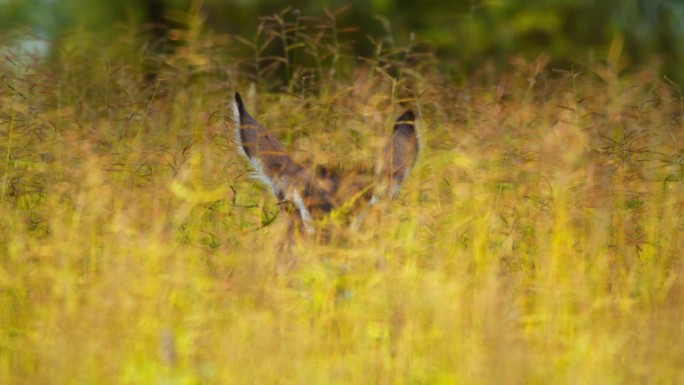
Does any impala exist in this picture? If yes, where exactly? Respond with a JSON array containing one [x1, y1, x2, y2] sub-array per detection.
[[232, 92, 419, 240]]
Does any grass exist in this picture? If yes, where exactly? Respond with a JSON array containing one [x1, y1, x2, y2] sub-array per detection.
[[1, 10, 684, 385]]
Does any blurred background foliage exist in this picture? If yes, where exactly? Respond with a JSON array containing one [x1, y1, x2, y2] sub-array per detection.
[[1, 0, 684, 81]]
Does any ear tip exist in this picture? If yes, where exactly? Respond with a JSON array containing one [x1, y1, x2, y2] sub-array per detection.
[[397, 109, 415, 124], [234, 92, 245, 113], [401, 109, 415, 120]]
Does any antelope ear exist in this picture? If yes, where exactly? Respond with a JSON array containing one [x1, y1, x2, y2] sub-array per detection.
[[374, 109, 419, 199], [232, 92, 319, 233], [232, 92, 306, 199]]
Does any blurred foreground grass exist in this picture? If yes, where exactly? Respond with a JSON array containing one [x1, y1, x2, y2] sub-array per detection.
[[1, 17, 684, 385]]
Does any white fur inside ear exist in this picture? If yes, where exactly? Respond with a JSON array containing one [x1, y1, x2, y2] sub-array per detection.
[[231, 100, 249, 161], [391, 167, 413, 199], [292, 190, 315, 235], [248, 157, 279, 198], [414, 110, 423, 153], [232, 100, 280, 198]]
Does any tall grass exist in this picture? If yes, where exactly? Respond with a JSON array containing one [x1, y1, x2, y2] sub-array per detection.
[[1, 9, 683, 384]]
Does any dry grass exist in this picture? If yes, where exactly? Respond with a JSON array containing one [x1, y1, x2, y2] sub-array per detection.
[[1, 11, 684, 385]]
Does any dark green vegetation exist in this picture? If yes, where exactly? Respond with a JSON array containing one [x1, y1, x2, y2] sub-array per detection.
[[2, 0, 684, 81]]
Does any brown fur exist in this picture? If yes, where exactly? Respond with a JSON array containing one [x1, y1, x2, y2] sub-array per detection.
[[232, 92, 419, 239]]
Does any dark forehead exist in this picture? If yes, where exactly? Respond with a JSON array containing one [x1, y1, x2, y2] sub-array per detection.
[[311, 164, 374, 209]]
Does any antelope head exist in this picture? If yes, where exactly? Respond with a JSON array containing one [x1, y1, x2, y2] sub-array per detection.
[[232, 92, 419, 239]]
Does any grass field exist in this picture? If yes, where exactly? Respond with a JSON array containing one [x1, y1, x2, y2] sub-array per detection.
[[1, 16, 684, 384]]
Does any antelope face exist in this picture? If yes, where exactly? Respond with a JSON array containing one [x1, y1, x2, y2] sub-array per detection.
[[232, 92, 419, 238]]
